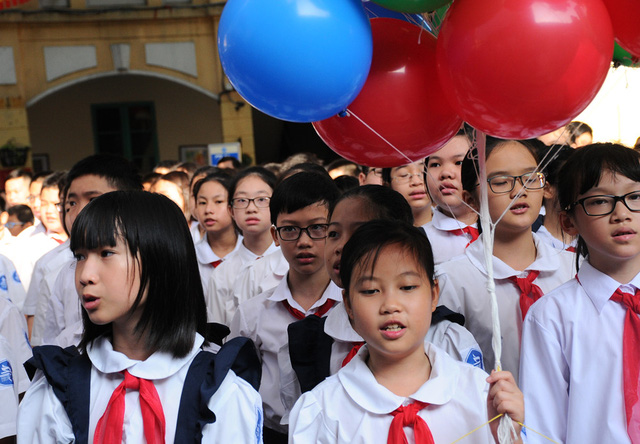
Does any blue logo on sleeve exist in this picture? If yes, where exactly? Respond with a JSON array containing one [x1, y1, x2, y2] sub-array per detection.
[[465, 349, 484, 370], [255, 405, 263, 443], [0, 360, 14, 386], [12, 271, 20, 283], [0, 276, 7, 291]]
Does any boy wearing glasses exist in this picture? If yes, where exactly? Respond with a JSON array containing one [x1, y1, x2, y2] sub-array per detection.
[[230, 172, 340, 444]]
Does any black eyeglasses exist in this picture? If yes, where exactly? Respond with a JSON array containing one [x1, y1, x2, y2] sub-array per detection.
[[231, 196, 271, 209], [485, 172, 546, 194], [275, 224, 329, 241], [564, 191, 640, 216]]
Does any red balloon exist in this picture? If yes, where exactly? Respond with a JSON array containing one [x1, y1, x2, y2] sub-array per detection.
[[437, 0, 613, 139], [602, 0, 640, 58], [314, 18, 462, 168]]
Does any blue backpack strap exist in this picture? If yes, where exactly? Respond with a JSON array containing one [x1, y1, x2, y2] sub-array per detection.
[[174, 337, 261, 443], [26, 345, 92, 444], [287, 315, 334, 393], [431, 305, 466, 327]]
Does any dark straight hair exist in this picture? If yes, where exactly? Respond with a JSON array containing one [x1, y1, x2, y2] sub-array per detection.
[[328, 184, 414, 225], [63, 154, 142, 199], [228, 166, 277, 204], [558, 143, 640, 269], [71, 191, 207, 357], [340, 220, 436, 299], [270, 171, 340, 225]]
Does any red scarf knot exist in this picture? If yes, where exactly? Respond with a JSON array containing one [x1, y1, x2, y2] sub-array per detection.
[[387, 401, 434, 444], [508, 270, 544, 320], [341, 342, 365, 368], [448, 226, 480, 247], [94, 369, 165, 444]]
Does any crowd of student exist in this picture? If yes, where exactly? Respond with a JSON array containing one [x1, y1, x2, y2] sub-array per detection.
[[1, 124, 640, 443]]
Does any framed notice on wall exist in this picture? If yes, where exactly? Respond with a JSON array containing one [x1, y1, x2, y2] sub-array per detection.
[[208, 142, 241, 166], [179, 145, 208, 167]]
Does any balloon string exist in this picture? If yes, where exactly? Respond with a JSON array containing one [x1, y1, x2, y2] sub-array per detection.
[[344, 108, 414, 165]]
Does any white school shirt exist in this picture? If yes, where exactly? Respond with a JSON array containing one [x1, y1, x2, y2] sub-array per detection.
[[17, 334, 264, 444], [3, 227, 60, 292], [0, 297, 32, 395], [288, 342, 494, 444], [41, 262, 80, 345], [229, 276, 341, 434], [194, 235, 243, 296], [231, 248, 289, 311], [436, 233, 574, 381], [26, 242, 73, 346], [422, 207, 478, 265], [324, 302, 485, 374], [207, 241, 280, 325], [520, 260, 638, 444], [0, 253, 27, 311], [0, 336, 21, 439], [535, 224, 577, 251]]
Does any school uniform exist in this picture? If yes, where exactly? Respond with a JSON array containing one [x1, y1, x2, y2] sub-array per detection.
[[422, 207, 478, 264], [194, 235, 243, 296], [324, 302, 485, 374], [231, 248, 289, 312], [4, 227, 61, 292], [0, 297, 32, 395], [534, 224, 577, 251], [436, 233, 574, 381], [41, 262, 81, 345], [25, 241, 73, 346], [520, 260, 638, 444], [229, 276, 341, 434], [0, 252, 27, 312], [207, 241, 280, 325], [288, 342, 494, 444], [17, 333, 264, 443]]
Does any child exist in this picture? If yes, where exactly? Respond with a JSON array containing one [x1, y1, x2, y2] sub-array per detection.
[[193, 172, 242, 295], [436, 138, 574, 381], [27, 154, 142, 346], [207, 167, 279, 325], [535, 145, 577, 251], [424, 131, 480, 264], [323, 185, 483, 374], [229, 172, 340, 443], [382, 159, 433, 227], [18, 191, 263, 443], [289, 220, 524, 443], [520, 143, 640, 443]]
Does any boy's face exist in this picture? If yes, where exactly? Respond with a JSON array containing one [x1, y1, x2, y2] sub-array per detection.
[[389, 160, 430, 212], [5, 177, 30, 207], [40, 186, 64, 235], [272, 202, 329, 276], [65, 174, 118, 231], [344, 244, 439, 364], [425, 136, 470, 217]]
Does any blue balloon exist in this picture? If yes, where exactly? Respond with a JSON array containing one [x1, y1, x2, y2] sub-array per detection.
[[218, 0, 373, 123]]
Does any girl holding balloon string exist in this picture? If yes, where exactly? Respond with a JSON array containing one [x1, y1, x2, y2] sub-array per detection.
[[435, 137, 575, 381], [521, 144, 640, 443]]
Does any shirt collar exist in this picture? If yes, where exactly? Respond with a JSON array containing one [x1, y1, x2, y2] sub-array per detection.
[[87, 333, 204, 379], [194, 235, 243, 264], [430, 207, 476, 231], [338, 343, 459, 414], [465, 232, 566, 279], [577, 260, 640, 313], [267, 275, 341, 313], [324, 299, 363, 342]]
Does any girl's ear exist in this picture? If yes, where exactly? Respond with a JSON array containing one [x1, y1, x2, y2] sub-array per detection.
[[430, 279, 440, 313], [462, 190, 479, 211], [559, 211, 579, 236], [271, 225, 280, 247], [543, 183, 555, 201], [342, 289, 354, 321]]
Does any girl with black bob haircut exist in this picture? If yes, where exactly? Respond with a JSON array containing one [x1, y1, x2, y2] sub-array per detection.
[[72, 190, 206, 356], [19, 190, 263, 443]]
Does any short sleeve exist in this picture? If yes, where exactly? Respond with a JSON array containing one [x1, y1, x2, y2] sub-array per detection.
[[17, 370, 75, 444], [427, 320, 485, 370], [203, 370, 264, 444]]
